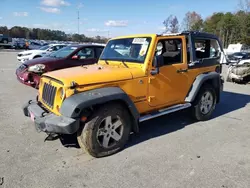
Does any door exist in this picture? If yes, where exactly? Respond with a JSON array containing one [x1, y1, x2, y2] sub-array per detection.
[[148, 36, 190, 107], [68, 47, 97, 67]]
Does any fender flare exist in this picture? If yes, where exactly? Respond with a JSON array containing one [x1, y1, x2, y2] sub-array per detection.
[[185, 72, 221, 103], [59, 87, 140, 132]]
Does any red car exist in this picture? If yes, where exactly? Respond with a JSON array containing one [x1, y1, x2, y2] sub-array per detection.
[[16, 44, 105, 88]]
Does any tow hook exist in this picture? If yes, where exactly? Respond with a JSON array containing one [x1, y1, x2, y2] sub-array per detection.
[[44, 133, 60, 142]]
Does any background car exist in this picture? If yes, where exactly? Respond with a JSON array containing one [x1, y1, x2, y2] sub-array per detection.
[[227, 52, 250, 64], [17, 43, 67, 63], [16, 44, 105, 88], [0, 34, 12, 44]]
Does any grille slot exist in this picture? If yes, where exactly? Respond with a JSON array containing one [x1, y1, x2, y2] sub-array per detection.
[[42, 82, 57, 108]]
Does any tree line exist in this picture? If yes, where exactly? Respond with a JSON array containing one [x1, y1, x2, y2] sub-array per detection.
[[163, 0, 250, 48], [0, 26, 109, 44], [0, 0, 249, 46]]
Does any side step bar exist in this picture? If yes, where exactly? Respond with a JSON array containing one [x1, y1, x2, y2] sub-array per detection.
[[139, 103, 192, 122]]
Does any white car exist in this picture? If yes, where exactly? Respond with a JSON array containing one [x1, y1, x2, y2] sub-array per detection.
[[17, 44, 67, 63], [238, 58, 250, 65]]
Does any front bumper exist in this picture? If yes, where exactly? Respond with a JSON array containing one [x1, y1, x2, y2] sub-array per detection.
[[23, 100, 80, 134], [17, 56, 31, 63], [15, 69, 41, 88]]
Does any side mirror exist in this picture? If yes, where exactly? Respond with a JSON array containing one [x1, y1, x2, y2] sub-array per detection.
[[72, 55, 79, 60], [150, 56, 160, 75]]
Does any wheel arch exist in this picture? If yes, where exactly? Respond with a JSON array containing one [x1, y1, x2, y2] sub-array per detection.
[[185, 72, 221, 103], [60, 87, 140, 133], [33, 55, 42, 59]]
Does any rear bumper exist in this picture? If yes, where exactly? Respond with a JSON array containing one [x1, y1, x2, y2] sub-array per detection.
[[23, 100, 80, 134]]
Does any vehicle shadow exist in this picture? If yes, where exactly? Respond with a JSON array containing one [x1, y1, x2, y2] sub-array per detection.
[[211, 90, 250, 118], [60, 91, 250, 150], [126, 91, 250, 149]]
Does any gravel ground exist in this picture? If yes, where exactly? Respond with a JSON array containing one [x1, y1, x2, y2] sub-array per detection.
[[0, 51, 250, 188]]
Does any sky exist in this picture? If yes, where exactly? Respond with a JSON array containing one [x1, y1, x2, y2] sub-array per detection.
[[0, 0, 241, 38]]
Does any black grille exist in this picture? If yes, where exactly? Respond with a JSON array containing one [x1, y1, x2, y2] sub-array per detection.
[[42, 83, 57, 108]]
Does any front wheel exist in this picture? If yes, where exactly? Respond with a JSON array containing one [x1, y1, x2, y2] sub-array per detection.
[[77, 103, 132, 158], [191, 84, 217, 121]]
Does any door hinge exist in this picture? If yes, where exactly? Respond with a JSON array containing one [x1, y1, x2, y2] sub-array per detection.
[[148, 96, 155, 102], [148, 77, 155, 84]]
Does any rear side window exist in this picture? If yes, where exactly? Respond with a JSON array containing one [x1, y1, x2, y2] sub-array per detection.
[[194, 38, 221, 60]]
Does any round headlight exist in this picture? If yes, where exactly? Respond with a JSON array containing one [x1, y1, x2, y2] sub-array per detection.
[[28, 64, 46, 73], [60, 88, 66, 100]]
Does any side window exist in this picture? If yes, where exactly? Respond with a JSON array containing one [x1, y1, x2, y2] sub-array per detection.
[[95, 47, 104, 58], [50, 46, 59, 51], [194, 38, 221, 60], [76, 47, 95, 59], [58, 45, 65, 50], [157, 38, 183, 65]]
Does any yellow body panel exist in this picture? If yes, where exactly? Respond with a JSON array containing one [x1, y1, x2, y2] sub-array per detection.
[[38, 33, 219, 116]]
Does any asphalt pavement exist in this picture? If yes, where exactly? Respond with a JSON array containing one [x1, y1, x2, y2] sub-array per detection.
[[0, 51, 249, 188]]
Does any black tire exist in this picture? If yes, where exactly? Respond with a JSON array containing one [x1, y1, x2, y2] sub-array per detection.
[[77, 103, 132, 158], [191, 84, 217, 121]]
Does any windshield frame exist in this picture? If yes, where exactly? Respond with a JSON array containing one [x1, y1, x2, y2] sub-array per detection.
[[99, 37, 152, 64]]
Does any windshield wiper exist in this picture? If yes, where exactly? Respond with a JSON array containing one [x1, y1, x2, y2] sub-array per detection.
[[100, 58, 129, 67], [121, 60, 128, 68], [100, 59, 110, 65], [104, 60, 109, 65]]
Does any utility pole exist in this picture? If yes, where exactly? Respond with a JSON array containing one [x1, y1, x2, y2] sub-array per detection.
[[77, 10, 80, 34]]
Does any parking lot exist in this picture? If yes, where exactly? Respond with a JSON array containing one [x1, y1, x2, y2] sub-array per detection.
[[0, 51, 250, 188]]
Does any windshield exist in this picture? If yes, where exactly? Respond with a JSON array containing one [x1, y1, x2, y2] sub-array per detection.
[[49, 46, 78, 58], [39, 45, 50, 50], [100, 37, 151, 63]]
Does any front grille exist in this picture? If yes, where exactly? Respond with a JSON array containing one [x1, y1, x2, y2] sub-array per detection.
[[42, 83, 57, 108]]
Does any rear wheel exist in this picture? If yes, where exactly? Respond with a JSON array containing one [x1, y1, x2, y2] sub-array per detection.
[[191, 84, 217, 121], [77, 103, 132, 158]]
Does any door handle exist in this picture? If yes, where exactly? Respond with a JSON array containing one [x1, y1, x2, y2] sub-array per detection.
[[177, 69, 188, 73]]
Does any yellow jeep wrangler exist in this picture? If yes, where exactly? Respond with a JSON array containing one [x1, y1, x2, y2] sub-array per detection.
[[23, 31, 225, 157]]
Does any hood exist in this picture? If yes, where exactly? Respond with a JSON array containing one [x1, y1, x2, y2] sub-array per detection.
[[24, 57, 60, 66], [43, 64, 145, 87], [19, 50, 44, 55]]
